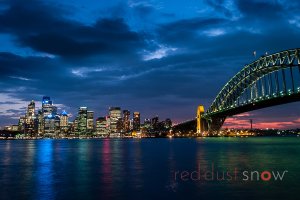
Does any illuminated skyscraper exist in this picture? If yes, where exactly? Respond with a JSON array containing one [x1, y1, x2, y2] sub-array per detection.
[[87, 111, 94, 131], [25, 100, 36, 135], [116, 118, 123, 133], [26, 100, 35, 121], [78, 107, 88, 134], [37, 110, 43, 135], [18, 116, 25, 132], [41, 96, 58, 135], [133, 112, 140, 131], [96, 117, 108, 137], [44, 114, 55, 135], [72, 117, 79, 135], [60, 111, 69, 133], [60, 111, 68, 127], [42, 96, 53, 116], [106, 116, 111, 133], [123, 110, 130, 132], [109, 107, 122, 133], [129, 119, 133, 130]]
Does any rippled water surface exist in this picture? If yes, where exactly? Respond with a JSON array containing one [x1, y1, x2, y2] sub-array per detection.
[[0, 137, 299, 200]]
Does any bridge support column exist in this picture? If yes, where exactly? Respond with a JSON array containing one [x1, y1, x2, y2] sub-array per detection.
[[196, 105, 208, 135]]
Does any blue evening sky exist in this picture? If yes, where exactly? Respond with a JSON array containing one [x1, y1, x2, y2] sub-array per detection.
[[0, 0, 300, 129]]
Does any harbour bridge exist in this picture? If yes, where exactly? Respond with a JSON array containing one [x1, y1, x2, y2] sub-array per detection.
[[173, 48, 300, 134]]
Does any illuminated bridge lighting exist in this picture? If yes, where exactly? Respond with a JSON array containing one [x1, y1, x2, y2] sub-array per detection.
[[200, 48, 300, 133]]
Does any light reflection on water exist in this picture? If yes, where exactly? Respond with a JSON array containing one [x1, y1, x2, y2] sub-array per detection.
[[101, 139, 113, 198], [35, 140, 54, 200], [0, 138, 299, 200]]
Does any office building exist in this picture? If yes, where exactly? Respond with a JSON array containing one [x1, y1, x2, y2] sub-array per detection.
[[78, 107, 87, 134], [87, 111, 94, 131], [25, 100, 36, 135], [41, 96, 58, 135], [42, 96, 54, 116], [109, 107, 122, 133], [144, 118, 151, 127], [123, 110, 130, 132], [60, 111, 69, 133], [26, 100, 35, 122], [44, 114, 56, 135], [96, 117, 109, 137], [133, 112, 140, 131], [151, 116, 159, 130]]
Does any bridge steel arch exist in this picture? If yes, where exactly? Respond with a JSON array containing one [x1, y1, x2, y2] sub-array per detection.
[[202, 48, 300, 133]]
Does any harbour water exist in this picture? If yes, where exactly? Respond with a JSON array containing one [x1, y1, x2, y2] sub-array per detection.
[[0, 137, 299, 200]]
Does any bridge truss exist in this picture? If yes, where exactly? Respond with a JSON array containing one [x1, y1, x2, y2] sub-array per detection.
[[203, 48, 300, 133]]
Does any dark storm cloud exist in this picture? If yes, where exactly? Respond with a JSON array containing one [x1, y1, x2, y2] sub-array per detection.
[[235, 0, 283, 18], [0, 51, 71, 104], [160, 17, 226, 31], [0, 52, 61, 79], [0, 0, 144, 59], [0, 0, 67, 33], [21, 18, 143, 58]]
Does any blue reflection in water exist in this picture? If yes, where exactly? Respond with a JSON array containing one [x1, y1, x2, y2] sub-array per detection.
[[111, 139, 123, 185], [35, 140, 54, 200], [76, 140, 90, 197], [129, 140, 143, 189]]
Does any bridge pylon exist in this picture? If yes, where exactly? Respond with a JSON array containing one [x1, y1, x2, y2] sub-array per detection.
[[196, 105, 208, 135]]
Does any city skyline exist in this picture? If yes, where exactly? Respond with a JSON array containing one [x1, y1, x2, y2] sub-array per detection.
[[1, 95, 167, 126], [1, 0, 300, 129], [1, 95, 173, 138]]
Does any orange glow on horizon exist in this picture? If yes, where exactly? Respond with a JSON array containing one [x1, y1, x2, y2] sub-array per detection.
[[223, 114, 300, 130]]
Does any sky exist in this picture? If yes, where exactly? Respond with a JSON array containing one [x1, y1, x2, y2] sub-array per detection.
[[0, 0, 300, 129]]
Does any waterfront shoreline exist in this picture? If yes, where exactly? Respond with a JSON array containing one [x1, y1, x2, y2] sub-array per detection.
[[1, 135, 300, 140]]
